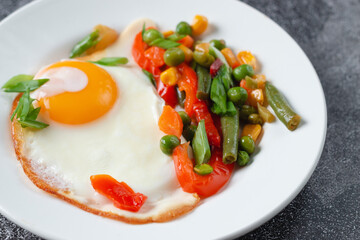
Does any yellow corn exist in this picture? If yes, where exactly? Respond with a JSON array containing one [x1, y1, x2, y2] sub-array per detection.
[[86, 25, 118, 55], [160, 67, 180, 86], [221, 48, 239, 68], [248, 89, 264, 107], [163, 30, 174, 38], [241, 124, 262, 143], [237, 51, 257, 70], [178, 45, 193, 62], [253, 74, 266, 89], [195, 42, 210, 53], [192, 15, 208, 36]]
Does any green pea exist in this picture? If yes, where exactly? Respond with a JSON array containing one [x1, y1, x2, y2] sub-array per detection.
[[178, 111, 191, 128], [227, 87, 248, 106], [248, 113, 263, 125], [209, 39, 226, 50], [183, 125, 197, 142], [143, 29, 163, 44], [239, 105, 257, 120], [193, 50, 215, 67], [240, 136, 255, 155], [176, 21, 192, 35], [160, 135, 180, 155], [237, 150, 250, 166], [233, 64, 254, 81], [164, 48, 185, 66], [194, 164, 213, 175]]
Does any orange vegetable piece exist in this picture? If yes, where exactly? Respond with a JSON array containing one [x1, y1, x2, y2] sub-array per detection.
[[158, 105, 183, 138], [191, 15, 208, 36], [248, 89, 264, 107], [237, 51, 257, 70], [86, 25, 118, 55], [178, 35, 194, 48], [241, 124, 262, 142], [144, 46, 165, 67], [163, 30, 174, 38], [221, 48, 239, 69], [253, 74, 266, 89]]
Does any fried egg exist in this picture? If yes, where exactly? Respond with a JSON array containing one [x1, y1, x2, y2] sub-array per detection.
[[11, 18, 199, 223]]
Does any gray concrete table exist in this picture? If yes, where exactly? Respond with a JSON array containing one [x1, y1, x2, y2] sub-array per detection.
[[1, 0, 359, 239]]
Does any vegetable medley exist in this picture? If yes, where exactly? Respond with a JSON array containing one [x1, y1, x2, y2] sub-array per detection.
[[132, 15, 301, 198]]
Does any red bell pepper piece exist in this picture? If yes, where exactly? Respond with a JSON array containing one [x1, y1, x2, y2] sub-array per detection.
[[193, 101, 221, 147], [177, 63, 198, 117], [172, 143, 234, 198], [158, 105, 183, 138], [144, 46, 165, 67], [132, 30, 177, 107], [209, 58, 223, 77], [90, 174, 147, 212]]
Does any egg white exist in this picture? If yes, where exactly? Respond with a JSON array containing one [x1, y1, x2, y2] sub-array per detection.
[[20, 19, 198, 219]]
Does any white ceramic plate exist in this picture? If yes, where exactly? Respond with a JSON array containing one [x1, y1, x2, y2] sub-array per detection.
[[0, 0, 327, 239]]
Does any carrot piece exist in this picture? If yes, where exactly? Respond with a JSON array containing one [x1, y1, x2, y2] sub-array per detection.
[[221, 48, 239, 69], [241, 124, 262, 142], [178, 35, 194, 48], [158, 105, 183, 138]]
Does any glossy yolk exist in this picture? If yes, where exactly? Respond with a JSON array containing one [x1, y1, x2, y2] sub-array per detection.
[[36, 61, 118, 125]]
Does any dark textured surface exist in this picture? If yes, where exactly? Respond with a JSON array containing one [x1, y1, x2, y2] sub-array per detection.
[[0, 0, 359, 239]]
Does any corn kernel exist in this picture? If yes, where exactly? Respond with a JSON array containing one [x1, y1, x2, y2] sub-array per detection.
[[241, 124, 262, 142], [253, 74, 266, 89], [237, 51, 257, 70], [163, 30, 174, 38], [221, 48, 239, 68], [195, 42, 210, 53], [192, 15, 208, 36], [178, 45, 193, 62], [248, 89, 264, 107], [160, 67, 180, 86]]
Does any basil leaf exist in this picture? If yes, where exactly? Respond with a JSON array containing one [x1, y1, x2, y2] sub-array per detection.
[[90, 57, 128, 66], [27, 107, 41, 121], [2, 74, 34, 89], [3, 79, 49, 92], [149, 38, 180, 49], [142, 23, 146, 40], [142, 69, 156, 88], [70, 30, 100, 58], [217, 65, 233, 92], [166, 33, 186, 42], [18, 119, 49, 129], [226, 101, 237, 116], [210, 76, 227, 115]]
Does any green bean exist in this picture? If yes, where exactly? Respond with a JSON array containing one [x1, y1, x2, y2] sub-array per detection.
[[178, 111, 191, 128], [237, 151, 250, 166], [194, 164, 213, 175], [70, 30, 99, 58], [160, 135, 180, 155], [265, 82, 301, 131], [176, 87, 186, 108], [192, 120, 211, 165], [196, 65, 212, 100], [221, 108, 239, 164], [183, 124, 196, 142]]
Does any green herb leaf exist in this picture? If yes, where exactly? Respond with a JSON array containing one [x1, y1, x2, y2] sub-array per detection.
[[90, 57, 128, 66], [149, 38, 180, 49], [18, 119, 49, 129], [226, 101, 237, 116], [3, 79, 49, 93], [210, 76, 227, 115], [19, 90, 31, 120], [2, 74, 34, 89], [192, 120, 211, 165], [27, 107, 41, 121], [166, 33, 186, 42], [142, 23, 146, 40], [217, 65, 233, 92], [70, 29, 100, 58], [142, 69, 156, 88]]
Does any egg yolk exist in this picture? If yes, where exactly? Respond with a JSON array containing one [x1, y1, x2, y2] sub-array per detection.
[[34, 61, 118, 125]]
